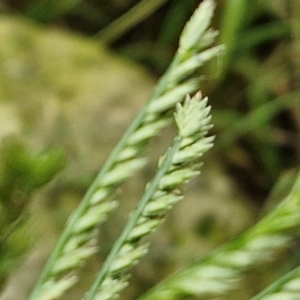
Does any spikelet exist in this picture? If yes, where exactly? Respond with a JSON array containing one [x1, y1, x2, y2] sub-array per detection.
[[137, 172, 300, 300], [28, 1, 221, 299], [84, 92, 214, 300]]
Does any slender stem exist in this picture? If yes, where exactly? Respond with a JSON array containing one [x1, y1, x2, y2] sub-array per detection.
[[83, 136, 181, 300], [95, 0, 169, 44], [218, 0, 248, 79], [251, 266, 300, 300]]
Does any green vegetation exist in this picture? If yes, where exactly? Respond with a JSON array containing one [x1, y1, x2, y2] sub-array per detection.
[[0, 0, 299, 300]]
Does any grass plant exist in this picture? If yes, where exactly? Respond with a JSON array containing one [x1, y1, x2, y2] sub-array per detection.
[[1, 1, 300, 300], [27, 1, 222, 299]]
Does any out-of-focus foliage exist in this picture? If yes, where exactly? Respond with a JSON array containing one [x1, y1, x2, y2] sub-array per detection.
[[0, 137, 66, 288], [1, 0, 299, 203], [211, 0, 300, 204], [0, 14, 159, 300], [25, 0, 81, 21], [0, 138, 66, 201], [0, 0, 299, 299]]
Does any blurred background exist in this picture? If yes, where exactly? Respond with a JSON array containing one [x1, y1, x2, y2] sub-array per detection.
[[0, 0, 299, 299]]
